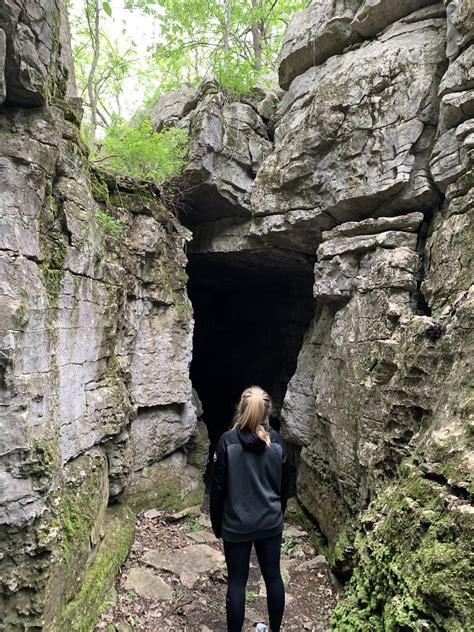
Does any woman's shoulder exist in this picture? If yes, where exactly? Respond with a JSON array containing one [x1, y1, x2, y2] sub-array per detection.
[[269, 428, 285, 447], [218, 427, 240, 446]]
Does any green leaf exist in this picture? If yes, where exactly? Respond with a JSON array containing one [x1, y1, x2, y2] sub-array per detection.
[[102, 1, 112, 17]]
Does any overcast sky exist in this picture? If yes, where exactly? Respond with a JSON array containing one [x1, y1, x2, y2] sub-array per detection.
[[69, 0, 161, 117]]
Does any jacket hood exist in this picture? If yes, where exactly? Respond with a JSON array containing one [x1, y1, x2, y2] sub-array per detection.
[[237, 426, 267, 453]]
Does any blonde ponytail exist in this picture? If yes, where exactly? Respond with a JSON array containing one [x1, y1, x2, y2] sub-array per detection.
[[234, 386, 271, 447]]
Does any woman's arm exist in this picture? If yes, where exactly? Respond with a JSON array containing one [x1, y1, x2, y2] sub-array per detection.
[[210, 435, 227, 538], [280, 439, 290, 514]]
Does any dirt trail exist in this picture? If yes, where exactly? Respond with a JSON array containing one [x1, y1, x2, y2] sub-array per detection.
[[96, 505, 339, 631]]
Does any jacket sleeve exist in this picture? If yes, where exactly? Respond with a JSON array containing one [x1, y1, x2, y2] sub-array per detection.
[[210, 436, 227, 538], [279, 435, 291, 515]]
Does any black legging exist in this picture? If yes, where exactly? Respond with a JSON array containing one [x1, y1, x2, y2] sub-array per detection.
[[223, 533, 285, 632]]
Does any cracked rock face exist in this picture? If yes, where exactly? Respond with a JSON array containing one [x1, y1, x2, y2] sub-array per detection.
[[1, 0, 473, 629], [278, 0, 362, 90], [171, 1, 472, 627], [253, 10, 447, 230], [150, 78, 273, 224], [0, 3, 202, 629]]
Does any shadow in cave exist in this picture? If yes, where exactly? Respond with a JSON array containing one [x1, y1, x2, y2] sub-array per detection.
[[187, 251, 315, 468]]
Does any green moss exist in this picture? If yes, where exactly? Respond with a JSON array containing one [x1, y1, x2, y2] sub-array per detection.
[[332, 468, 474, 631], [40, 265, 65, 309], [103, 354, 120, 380], [25, 437, 59, 478], [52, 504, 135, 632], [90, 169, 110, 205], [50, 96, 82, 127], [40, 239, 67, 309], [123, 462, 205, 513], [327, 525, 351, 568]]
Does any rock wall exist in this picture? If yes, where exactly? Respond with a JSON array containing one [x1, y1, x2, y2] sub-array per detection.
[[1, 0, 472, 629], [0, 2, 202, 629], [277, 1, 473, 628], [151, 1, 473, 629]]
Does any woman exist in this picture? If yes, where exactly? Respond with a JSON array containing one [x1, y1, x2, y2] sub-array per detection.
[[210, 386, 290, 632]]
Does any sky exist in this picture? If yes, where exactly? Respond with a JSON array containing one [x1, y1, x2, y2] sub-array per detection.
[[69, 0, 161, 118]]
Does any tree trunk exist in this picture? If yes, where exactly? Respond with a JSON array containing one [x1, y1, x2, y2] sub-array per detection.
[[224, 0, 232, 55], [251, 0, 263, 70], [87, 0, 101, 145]]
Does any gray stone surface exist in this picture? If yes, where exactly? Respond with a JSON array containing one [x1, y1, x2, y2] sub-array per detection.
[[282, 213, 426, 539], [439, 45, 474, 96], [0, 0, 70, 106], [2, 0, 473, 629], [351, 0, 440, 37], [149, 83, 198, 132], [252, 12, 446, 242], [278, 0, 361, 90], [322, 212, 424, 240], [130, 402, 198, 472], [317, 231, 418, 260], [446, 0, 474, 59], [0, 2, 197, 627], [0, 28, 6, 103], [149, 78, 273, 224], [143, 544, 226, 588], [124, 567, 173, 601], [186, 531, 218, 544]]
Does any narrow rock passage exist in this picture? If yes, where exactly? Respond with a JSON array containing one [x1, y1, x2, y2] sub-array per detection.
[[96, 506, 338, 631]]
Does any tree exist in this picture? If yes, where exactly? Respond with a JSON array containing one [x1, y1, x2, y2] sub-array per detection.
[[125, 0, 307, 95], [71, 0, 138, 144]]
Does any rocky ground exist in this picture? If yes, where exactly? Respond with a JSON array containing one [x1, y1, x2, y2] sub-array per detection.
[[96, 503, 339, 631]]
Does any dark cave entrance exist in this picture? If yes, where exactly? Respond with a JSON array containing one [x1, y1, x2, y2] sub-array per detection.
[[187, 250, 315, 453]]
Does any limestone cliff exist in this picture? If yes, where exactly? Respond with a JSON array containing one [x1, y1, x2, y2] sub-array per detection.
[[154, 1, 473, 629], [0, 2, 203, 629], [1, 0, 473, 630]]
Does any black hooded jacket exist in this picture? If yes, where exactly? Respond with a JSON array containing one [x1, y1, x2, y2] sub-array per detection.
[[210, 426, 290, 542]]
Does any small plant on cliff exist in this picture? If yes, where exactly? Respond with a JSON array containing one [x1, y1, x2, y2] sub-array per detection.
[[281, 534, 302, 557], [94, 209, 126, 237], [186, 518, 202, 533], [98, 117, 188, 184]]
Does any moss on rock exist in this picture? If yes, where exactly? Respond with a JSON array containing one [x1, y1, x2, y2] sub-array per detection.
[[90, 168, 110, 206], [332, 466, 474, 631], [51, 504, 135, 632], [44, 449, 110, 625], [123, 456, 205, 513]]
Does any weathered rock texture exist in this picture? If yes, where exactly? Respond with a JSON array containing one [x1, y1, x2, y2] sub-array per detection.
[[150, 78, 273, 224], [150, 1, 473, 630], [0, 3, 203, 629], [276, 2, 473, 629], [2, 0, 473, 630]]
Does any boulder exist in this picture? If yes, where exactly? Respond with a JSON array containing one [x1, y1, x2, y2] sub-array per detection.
[[124, 567, 173, 601], [278, 0, 362, 90], [253, 12, 446, 240], [351, 0, 441, 37], [143, 544, 226, 588]]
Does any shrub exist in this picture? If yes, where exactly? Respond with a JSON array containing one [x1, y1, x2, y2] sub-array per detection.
[[94, 210, 125, 237], [99, 117, 188, 183]]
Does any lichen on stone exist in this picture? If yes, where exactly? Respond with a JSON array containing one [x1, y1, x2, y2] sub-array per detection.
[[332, 466, 474, 631], [51, 504, 135, 632]]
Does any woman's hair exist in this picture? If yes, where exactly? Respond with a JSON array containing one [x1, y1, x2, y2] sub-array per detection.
[[234, 386, 271, 447]]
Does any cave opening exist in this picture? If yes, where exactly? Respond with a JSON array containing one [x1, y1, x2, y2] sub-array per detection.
[[187, 250, 315, 454]]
